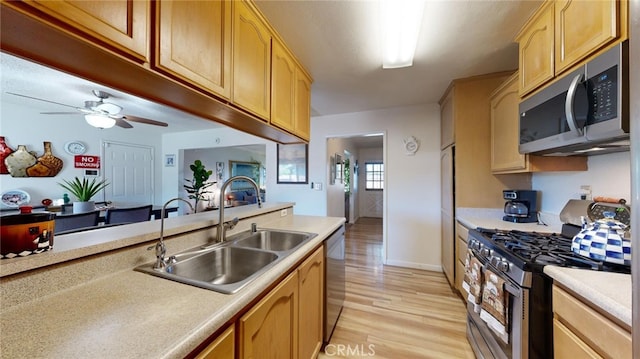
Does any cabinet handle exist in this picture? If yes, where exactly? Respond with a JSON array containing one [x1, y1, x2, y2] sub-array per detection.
[[565, 73, 585, 136]]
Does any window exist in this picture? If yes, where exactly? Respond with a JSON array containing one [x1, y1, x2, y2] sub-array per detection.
[[365, 162, 384, 190]]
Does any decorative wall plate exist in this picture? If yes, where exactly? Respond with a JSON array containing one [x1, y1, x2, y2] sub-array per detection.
[[64, 141, 86, 155], [1, 190, 31, 208]]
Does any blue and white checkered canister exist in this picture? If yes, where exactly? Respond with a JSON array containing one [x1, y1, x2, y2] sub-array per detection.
[[571, 217, 631, 266]]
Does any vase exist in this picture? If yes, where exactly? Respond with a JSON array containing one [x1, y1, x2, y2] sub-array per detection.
[[73, 201, 96, 214], [26, 141, 63, 177], [4, 145, 37, 177], [0, 136, 14, 174]]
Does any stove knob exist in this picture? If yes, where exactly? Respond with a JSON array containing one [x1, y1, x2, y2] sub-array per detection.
[[480, 248, 490, 257], [498, 260, 509, 272], [490, 256, 500, 267]]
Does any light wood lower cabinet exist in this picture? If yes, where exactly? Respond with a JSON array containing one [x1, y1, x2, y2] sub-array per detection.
[[552, 285, 631, 359], [195, 325, 234, 359], [454, 222, 469, 301], [298, 247, 324, 359], [239, 270, 299, 359]]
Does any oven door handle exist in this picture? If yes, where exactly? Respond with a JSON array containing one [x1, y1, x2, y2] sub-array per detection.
[[503, 280, 522, 298]]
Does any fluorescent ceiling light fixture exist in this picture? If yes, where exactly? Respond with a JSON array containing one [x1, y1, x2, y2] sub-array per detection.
[[380, 0, 425, 69], [85, 114, 116, 129]]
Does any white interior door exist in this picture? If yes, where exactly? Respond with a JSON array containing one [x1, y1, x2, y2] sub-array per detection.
[[102, 141, 154, 205]]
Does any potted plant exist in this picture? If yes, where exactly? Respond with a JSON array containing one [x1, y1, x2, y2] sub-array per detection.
[[184, 160, 215, 212], [58, 177, 110, 213]]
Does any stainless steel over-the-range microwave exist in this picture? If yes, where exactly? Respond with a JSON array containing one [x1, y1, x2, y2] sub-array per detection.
[[519, 41, 629, 156]]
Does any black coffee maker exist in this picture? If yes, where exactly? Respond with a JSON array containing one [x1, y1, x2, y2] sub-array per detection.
[[502, 190, 539, 223]]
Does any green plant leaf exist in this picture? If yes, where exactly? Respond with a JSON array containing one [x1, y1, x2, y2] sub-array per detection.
[[58, 177, 110, 202]]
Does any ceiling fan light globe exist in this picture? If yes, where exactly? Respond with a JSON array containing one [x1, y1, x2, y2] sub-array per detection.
[[85, 114, 116, 129], [96, 102, 122, 115]]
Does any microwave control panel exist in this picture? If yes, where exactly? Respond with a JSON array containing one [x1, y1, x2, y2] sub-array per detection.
[[588, 66, 617, 123]]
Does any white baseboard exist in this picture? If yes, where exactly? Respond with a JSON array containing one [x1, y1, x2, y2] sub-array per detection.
[[384, 259, 442, 272]]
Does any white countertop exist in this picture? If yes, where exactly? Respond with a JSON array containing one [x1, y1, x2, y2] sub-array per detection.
[[455, 207, 563, 233], [0, 214, 345, 358], [456, 207, 632, 329]]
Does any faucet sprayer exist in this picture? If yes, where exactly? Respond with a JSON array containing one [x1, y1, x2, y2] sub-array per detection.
[[152, 197, 194, 270]]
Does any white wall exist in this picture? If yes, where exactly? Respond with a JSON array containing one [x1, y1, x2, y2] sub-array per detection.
[[358, 147, 384, 218], [161, 128, 273, 211], [282, 104, 442, 271], [533, 151, 632, 214], [0, 101, 162, 207]]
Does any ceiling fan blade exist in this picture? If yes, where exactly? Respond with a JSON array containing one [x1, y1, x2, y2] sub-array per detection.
[[40, 111, 79, 115], [6, 92, 78, 109], [114, 118, 134, 129], [123, 115, 169, 127]]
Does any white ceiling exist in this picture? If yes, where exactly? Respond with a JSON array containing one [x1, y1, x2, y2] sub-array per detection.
[[1, 0, 542, 143], [254, 0, 542, 116]]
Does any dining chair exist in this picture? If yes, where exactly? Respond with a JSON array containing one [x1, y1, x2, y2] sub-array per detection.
[[104, 205, 152, 225], [54, 211, 100, 234]]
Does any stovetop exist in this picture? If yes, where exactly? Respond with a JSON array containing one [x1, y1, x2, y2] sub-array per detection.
[[472, 227, 631, 275]]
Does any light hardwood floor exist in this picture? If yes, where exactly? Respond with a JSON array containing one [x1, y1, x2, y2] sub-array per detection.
[[319, 217, 475, 359]]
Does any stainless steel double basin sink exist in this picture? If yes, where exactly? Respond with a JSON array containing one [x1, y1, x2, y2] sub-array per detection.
[[135, 229, 317, 294]]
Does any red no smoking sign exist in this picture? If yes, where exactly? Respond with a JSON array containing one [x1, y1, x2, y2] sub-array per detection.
[[74, 155, 101, 169]]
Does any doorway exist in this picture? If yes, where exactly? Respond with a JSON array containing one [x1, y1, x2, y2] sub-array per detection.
[[102, 140, 154, 205]]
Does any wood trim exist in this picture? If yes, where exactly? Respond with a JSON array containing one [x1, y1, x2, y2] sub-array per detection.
[[0, 3, 304, 144]]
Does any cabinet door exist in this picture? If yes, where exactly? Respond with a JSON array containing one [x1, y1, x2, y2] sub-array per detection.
[[553, 319, 602, 359], [156, 0, 231, 99], [232, 0, 272, 120], [294, 67, 312, 141], [298, 247, 324, 359], [25, 0, 149, 61], [271, 39, 296, 133], [195, 325, 234, 359], [491, 73, 526, 172], [440, 89, 455, 149], [516, 1, 554, 96], [554, 0, 618, 74], [239, 270, 298, 359], [440, 147, 454, 286]]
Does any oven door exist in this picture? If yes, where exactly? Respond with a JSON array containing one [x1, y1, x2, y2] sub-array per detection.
[[466, 253, 529, 359]]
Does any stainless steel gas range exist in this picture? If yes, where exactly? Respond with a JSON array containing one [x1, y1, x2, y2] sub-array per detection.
[[465, 225, 630, 359]]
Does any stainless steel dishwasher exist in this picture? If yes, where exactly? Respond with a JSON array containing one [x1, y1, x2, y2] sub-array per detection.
[[324, 225, 345, 344]]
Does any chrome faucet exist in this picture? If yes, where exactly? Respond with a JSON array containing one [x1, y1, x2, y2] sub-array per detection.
[[152, 197, 194, 270], [216, 175, 262, 242]]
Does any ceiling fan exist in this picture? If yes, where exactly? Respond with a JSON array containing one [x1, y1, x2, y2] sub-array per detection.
[[7, 90, 169, 129]]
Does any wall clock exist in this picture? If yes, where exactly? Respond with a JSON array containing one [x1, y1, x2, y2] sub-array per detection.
[[64, 141, 87, 155]]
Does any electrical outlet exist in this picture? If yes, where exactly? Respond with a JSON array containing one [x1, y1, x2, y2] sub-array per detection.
[[280, 209, 288, 217], [312, 182, 323, 190], [580, 185, 592, 200]]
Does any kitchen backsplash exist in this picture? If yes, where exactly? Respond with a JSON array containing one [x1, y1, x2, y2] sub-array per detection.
[[532, 151, 631, 214]]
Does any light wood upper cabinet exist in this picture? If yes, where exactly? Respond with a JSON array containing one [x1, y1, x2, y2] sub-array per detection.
[[271, 39, 297, 133], [239, 270, 298, 359], [294, 68, 312, 141], [155, 0, 231, 99], [195, 325, 234, 359], [515, 1, 554, 97], [554, 0, 618, 74], [439, 89, 454, 149], [232, 0, 272, 120], [516, 0, 626, 97], [490, 72, 587, 173], [22, 0, 150, 61], [491, 73, 525, 172], [298, 247, 324, 359]]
